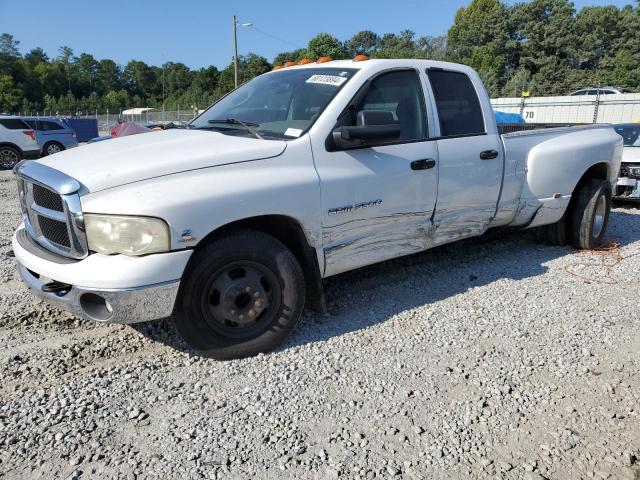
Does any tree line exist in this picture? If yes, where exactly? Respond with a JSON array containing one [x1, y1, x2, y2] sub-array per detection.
[[1, 0, 639, 115]]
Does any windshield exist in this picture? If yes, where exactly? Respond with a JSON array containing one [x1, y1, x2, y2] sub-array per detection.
[[190, 68, 357, 140], [615, 125, 640, 147]]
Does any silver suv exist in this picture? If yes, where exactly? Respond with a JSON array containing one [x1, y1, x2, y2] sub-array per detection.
[[0, 117, 39, 169]]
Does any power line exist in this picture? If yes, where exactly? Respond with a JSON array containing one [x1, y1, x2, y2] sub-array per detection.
[[246, 25, 302, 50]]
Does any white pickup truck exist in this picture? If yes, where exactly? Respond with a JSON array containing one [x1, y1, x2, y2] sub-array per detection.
[[12, 58, 622, 359]]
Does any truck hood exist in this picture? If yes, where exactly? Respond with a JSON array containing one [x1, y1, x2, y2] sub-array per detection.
[[622, 146, 640, 163], [37, 129, 287, 192]]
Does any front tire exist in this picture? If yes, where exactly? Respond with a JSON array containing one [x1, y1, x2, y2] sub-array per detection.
[[174, 230, 305, 360], [569, 179, 612, 249], [0, 146, 21, 169]]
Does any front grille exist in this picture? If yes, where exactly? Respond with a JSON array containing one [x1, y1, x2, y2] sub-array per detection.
[[37, 215, 71, 248], [14, 161, 88, 259], [32, 184, 63, 211]]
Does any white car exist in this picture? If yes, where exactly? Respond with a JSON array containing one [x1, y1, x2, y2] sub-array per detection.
[[0, 116, 40, 169], [11, 58, 622, 359], [613, 123, 640, 201], [568, 87, 626, 96]]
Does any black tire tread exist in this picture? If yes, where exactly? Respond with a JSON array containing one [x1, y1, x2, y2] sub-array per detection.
[[569, 179, 611, 249], [174, 229, 305, 360]]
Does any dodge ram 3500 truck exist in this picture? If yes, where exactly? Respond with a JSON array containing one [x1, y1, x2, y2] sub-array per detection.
[[12, 58, 622, 359]]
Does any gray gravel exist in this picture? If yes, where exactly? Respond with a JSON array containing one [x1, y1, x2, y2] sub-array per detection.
[[1, 168, 639, 479]]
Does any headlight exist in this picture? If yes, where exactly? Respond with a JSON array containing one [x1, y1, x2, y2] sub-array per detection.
[[85, 214, 170, 256]]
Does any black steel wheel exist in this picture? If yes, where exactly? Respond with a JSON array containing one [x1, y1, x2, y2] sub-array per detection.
[[174, 230, 305, 360]]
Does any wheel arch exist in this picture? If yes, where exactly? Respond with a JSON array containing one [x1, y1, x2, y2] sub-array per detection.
[[567, 161, 610, 211], [189, 214, 327, 314], [0, 142, 23, 155]]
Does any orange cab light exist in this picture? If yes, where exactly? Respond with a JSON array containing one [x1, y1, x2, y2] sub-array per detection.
[[272, 65, 283, 71], [298, 58, 314, 65], [316, 56, 333, 63], [353, 54, 369, 62], [284, 61, 296, 68]]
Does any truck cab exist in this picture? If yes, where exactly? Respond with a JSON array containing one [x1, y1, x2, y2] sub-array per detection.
[[12, 58, 622, 359]]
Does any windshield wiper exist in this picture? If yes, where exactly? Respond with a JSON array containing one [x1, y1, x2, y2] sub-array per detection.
[[207, 118, 263, 140]]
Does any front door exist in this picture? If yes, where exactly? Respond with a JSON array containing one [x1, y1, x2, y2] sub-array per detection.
[[312, 69, 439, 276]]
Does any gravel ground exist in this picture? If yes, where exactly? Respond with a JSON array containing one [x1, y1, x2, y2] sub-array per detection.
[[1, 168, 639, 480]]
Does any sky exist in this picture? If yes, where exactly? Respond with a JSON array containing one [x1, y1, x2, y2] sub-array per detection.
[[0, 0, 635, 70]]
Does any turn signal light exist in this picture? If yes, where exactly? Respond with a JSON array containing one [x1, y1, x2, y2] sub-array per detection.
[[22, 130, 35, 141], [353, 54, 369, 62], [317, 56, 333, 63], [284, 61, 296, 68], [298, 58, 314, 65]]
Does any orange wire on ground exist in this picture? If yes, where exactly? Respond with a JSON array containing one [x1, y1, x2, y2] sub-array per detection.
[[565, 240, 640, 284]]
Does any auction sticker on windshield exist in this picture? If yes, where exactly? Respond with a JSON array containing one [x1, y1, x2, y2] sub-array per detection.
[[306, 75, 348, 87]]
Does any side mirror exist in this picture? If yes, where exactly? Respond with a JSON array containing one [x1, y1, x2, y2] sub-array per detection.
[[331, 109, 401, 149]]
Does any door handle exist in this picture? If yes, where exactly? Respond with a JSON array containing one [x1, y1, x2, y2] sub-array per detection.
[[411, 159, 436, 170], [480, 150, 499, 160]]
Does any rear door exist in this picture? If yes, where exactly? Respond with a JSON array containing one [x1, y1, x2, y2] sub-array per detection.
[[426, 68, 503, 246], [312, 69, 439, 276]]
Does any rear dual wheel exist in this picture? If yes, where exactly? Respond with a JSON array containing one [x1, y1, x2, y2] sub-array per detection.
[[174, 230, 305, 360], [544, 179, 611, 249]]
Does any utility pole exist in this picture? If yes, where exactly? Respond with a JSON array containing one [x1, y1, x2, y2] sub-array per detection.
[[233, 15, 239, 89]]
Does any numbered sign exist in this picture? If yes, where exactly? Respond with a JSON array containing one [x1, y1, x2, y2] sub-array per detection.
[[523, 108, 537, 123]]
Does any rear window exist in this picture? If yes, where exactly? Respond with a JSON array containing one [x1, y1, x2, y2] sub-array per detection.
[[0, 119, 29, 130], [427, 70, 485, 137]]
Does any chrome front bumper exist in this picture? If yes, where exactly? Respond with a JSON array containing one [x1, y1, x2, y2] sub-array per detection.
[[18, 264, 180, 324]]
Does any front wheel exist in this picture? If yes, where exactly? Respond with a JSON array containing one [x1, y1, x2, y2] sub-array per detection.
[[174, 230, 305, 360], [569, 179, 612, 249]]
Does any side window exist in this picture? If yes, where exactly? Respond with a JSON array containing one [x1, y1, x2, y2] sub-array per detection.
[[0, 119, 29, 130], [41, 121, 64, 131], [427, 70, 485, 137], [354, 70, 427, 142], [23, 120, 37, 129]]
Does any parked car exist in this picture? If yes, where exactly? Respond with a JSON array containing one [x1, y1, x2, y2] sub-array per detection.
[[613, 123, 640, 201], [21, 117, 78, 156], [0, 116, 39, 169], [11, 58, 622, 359], [568, 87, 626, 96]]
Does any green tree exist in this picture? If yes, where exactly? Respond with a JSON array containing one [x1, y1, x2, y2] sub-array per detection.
[[0, 33, 20, 56], [375, 30, 419, 58], [0, 74, 21, 112], [273, 49, 307, 66], [344, 31, 380, 57], [306, 33, 344, 59], [448, 0, 511, 90]]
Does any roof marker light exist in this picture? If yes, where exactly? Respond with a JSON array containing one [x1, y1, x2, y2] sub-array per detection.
[[284, 61, 296, 68], [298, 58, 314, 65], [272, 65, 283, 71], [316, 56, 333, 63], [353, 54, 369, 62]]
